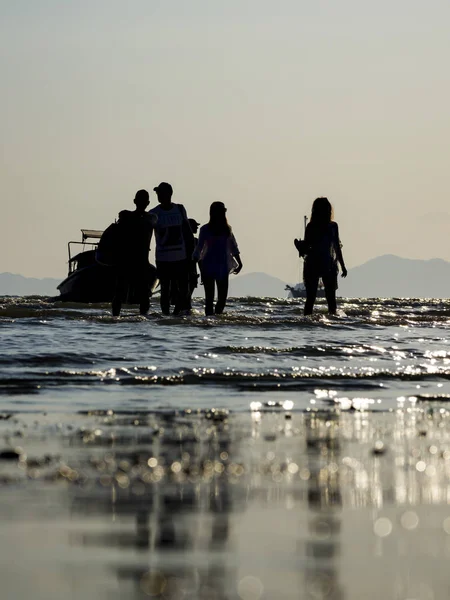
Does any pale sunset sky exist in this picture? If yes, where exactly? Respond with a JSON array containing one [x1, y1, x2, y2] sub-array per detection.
[[1, 1, 450, 283]]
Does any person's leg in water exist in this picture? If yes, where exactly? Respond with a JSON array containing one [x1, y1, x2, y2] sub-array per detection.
[[156, 262, 171, 315], [203, 276, 215, 316], [112, 268, 128, 316], [173, 260, 190, 315], [169, 276, 177, 308], [187, 264, 198, 310], [169, 276, 178, 310], [304, 273, 319, 316], [186, 280, 193, 310], [136, 267, 150, 315], [322, 272, 337, 315], [214, 276, 229, 315]]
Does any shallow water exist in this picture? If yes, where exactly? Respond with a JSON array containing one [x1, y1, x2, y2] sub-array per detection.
[[2, 407, 450, 600], [2, 295, 450, 598], [1, 296, 450, 413]]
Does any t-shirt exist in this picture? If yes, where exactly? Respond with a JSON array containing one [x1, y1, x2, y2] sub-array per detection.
[[148, 203, 189, 262], [115, 210, 157, 267], [304, 221, 341, 275], [193, 224, 240, 280]]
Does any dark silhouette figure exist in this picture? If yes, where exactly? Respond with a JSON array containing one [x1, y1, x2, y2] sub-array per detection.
[[149, 182, 195, 315], [111, 190, 156, 316], [188, 218, 200, 236], [295, 197, 347, 316], [193, 202, 242, 316], [187, 218, 200, 308]]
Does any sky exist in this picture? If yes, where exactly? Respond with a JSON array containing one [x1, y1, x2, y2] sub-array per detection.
[[1, 0, 450, 283]]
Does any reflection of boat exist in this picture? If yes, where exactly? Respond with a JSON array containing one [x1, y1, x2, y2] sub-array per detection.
[[57, 229, 158, 303], [285, 282, 326, 299]]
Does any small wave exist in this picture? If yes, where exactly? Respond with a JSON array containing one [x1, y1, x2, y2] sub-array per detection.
[[0, 352, 130, 367], [150, 313, 358, 329], [2, 310, 449, 329], [2, 295, 450, 328], [415, 393, 450, 401], [3, 363, 450, 394], [0, 307, 95, 320], [208, 343, 415, 358]]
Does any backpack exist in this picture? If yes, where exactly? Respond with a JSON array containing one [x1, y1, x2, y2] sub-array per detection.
[[96, 222, 121, 266]]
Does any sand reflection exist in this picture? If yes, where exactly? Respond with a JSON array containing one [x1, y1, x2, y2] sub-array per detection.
[[1, 405, 450, 598]]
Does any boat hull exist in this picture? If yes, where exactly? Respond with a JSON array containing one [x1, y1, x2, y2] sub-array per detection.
[[57, 265, 116, 302], [57, 264, 157, 303]]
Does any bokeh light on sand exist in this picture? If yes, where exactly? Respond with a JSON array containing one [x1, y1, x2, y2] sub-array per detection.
[[237, 576, 264, 600], [401, 511, 419, 531], [3, 399, 450, 598], [374, 518, 393, 538]]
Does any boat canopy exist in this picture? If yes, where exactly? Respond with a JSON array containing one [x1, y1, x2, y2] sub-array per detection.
[[81, 229, 103, 241]]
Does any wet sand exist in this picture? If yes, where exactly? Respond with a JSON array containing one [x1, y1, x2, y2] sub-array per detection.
[[1, 404, 450, 599]]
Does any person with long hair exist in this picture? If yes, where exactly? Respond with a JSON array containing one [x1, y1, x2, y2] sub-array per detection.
[[299, 197, 347, 315], [193, 202, 243, 316]]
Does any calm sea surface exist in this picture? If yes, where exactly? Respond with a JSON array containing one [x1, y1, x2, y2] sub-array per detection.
[[1, 296, 450, 414]]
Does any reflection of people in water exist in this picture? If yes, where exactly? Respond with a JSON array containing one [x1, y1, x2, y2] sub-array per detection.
[[112, 189, 156, 317], [149, 183, 195, 316], [301, 197, 347, 316], [187, 218, 200, 309], [304, 411, 343, 599], [193, 202, 242, 316]]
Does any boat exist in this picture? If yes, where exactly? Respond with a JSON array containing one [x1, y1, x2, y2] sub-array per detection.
[[286, 282, 306, 298], [285, 282, 326, 299], [57, 229, 158, 303]]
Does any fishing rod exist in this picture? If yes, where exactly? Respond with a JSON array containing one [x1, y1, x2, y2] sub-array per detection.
[[301, 215, 308, 281]]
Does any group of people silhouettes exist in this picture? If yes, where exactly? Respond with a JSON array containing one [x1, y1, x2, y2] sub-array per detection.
[[103, 183, 242, 317], [102, 187, 346, 318]]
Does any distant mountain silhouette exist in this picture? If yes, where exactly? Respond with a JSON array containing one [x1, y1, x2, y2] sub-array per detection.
[[230, 257, 450, 298], [339, 255, 450, 298], [0, 273, 60, 296], [228, 272, 288, 298], [0, 270, 289, 299]]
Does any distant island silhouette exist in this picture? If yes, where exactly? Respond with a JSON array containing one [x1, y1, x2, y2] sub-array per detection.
[[2, 255, 450, 298], [338, 255, 450, 298], [0, 273, 61, 297]]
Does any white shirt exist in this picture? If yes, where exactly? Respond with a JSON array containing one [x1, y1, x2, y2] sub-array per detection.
[[148, 203, 188, 262]]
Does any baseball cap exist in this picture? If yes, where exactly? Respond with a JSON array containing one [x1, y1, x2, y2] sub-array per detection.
[[153, 182, 173, 194]]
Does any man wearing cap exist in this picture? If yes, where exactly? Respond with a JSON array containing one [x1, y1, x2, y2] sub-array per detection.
[[111, 189, 157, 316], [149, 183, 195, 315]]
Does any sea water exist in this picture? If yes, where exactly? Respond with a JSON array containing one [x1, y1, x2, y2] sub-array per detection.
[[1, 295, 450, 414], [2, 295, 450, 599]]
